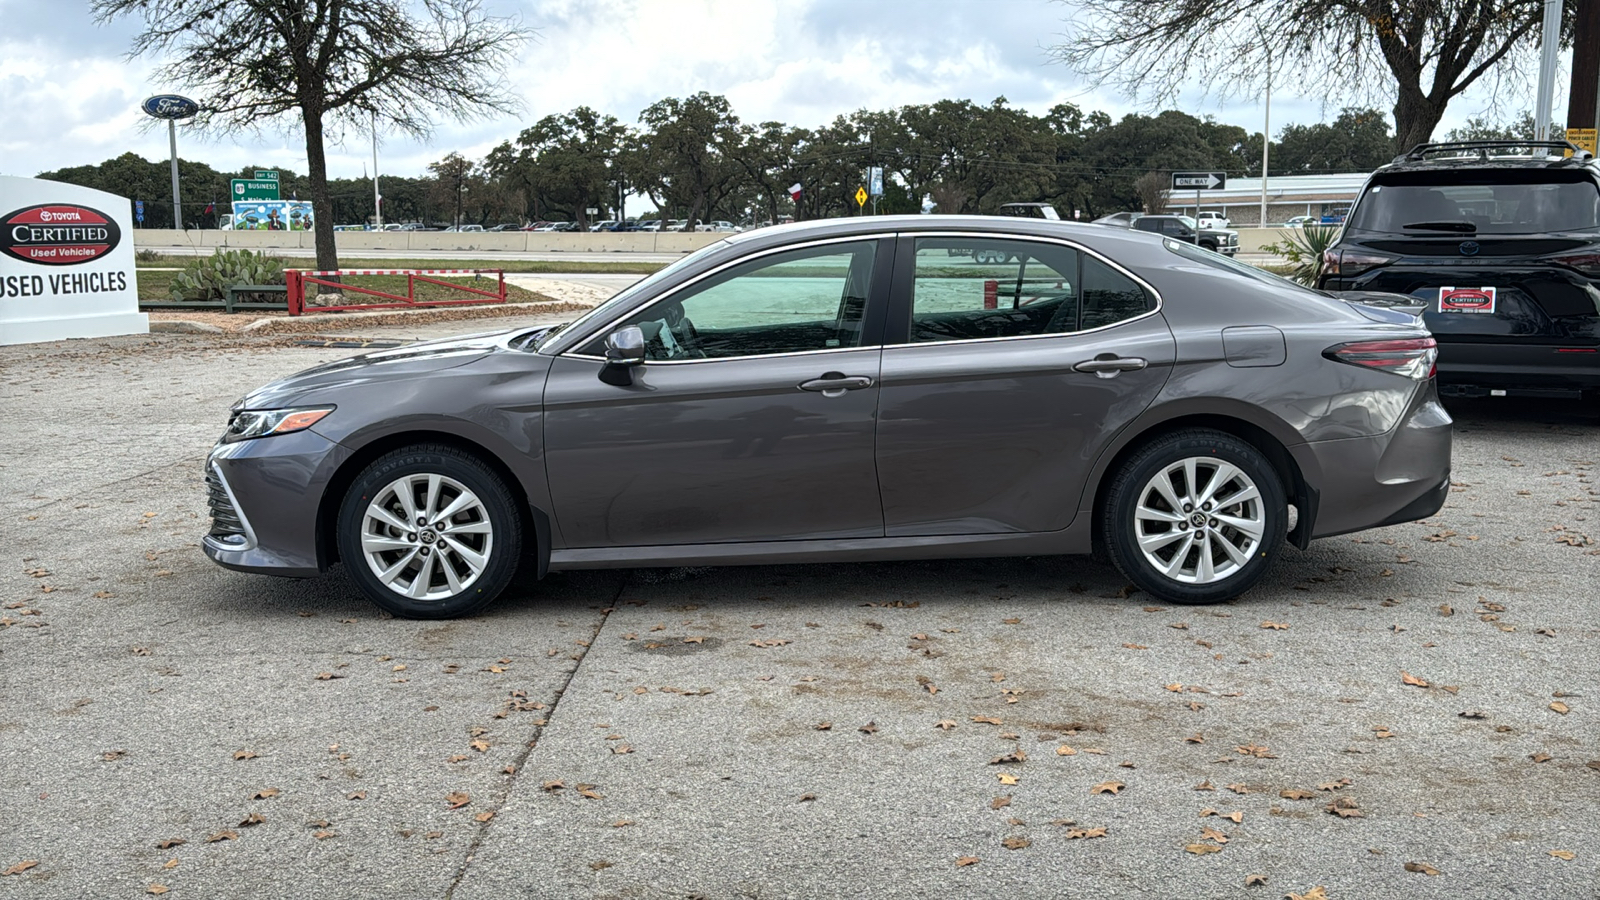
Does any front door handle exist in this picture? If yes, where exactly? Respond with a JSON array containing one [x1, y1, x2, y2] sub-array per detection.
[[1072, 355, 1147, 378], [798, 373, 874, 396]]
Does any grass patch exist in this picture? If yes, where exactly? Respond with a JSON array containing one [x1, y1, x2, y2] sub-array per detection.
[[137, 269, 554, 305], [133, 254, 666, 275]]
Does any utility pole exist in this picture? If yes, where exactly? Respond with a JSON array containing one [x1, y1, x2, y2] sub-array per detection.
[[1259, 46, 1271, 227], [1534, 0, 1562, 141], [168, 118, 182, 229], [1567, 0, 1600, 143], [372, 110, 383, 228]]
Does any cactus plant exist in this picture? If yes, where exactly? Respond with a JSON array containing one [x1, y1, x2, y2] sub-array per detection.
[[168, 249, 286, 302]]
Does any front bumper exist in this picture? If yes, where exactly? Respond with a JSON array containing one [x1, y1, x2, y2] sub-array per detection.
[[202, 429, 351, 578], [1291, 380, 1454, 539]]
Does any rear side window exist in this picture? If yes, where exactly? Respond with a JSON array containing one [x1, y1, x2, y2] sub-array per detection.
[[909, 237, 1080, 342], [1081, 257, 1155, 330], [1347, 170, 1600, 235]]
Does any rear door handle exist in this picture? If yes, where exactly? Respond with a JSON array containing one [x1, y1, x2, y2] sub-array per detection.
[[799, 373, 874, 396], [1072, 356, 1148, 377]]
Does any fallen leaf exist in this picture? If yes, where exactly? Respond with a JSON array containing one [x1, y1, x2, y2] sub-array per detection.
[[1404, 862, 1440, 876], [541, 780, 565, 792], [445, 792, 471, 809], [1458, 710, 1487, 720], [163, 860, 177, 869], [475, 811, 496, 823], [1056, 745, 1077, 756], [251, 788, 280, 800], [990, 749, 1027, 765], [1193, 780, 1214, 791], [997, 773, 1019, 786], [1260, 620, 1289, 630], [990, 796, 1012, 810], [1090, 781, 1124, 795], [1531, 752, 1552, 763], [233, 750, 257, 760], [1316, 779, 1352, 792], [797, 793, 816, 802], [1185, 733, 1205, 744], [205, 830, 238, 843], [611, 745, 634, 755], [1285, 888, 1328, 900], [147, 885, 169, 894], [1002, 617, 1021, 624], [1200, 826, 1230, 843], [1550, 850, 1575, 860], [577, 785, 603, 800], [2, 861, 38, 876], [154, 839, 185, 849], [1400, 671, 1429, 688], [589, 860, 613, 871], [1245, 874, 1267, 886], [314, 672, 345, 681], [1326, 796, 1363, 818], [971, 716, 1003, 726], [347, 791, 367, 801], [682, 636, 705, 644], [1280, 789, 1315, 800], [1122, 643, 1149, 650], [1550, 701, 1570, 715], [1185, 842, 1224, 855], [1002, 836, 1031, 850], [612, 820, 635, 827], [935, 719, 957, 731], [858, 722, 878, 735], [955, 856, 981, 867]]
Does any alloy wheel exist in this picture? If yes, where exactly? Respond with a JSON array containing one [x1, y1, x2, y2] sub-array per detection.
[[1133, 457, 1265, 585], [359, 473, 494, 601]]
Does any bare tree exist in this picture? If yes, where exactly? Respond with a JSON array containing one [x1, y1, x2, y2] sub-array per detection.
[[1131, 171, 1170, 214], [93, 0, 530, 272], [1050, 0, 1573, 152]]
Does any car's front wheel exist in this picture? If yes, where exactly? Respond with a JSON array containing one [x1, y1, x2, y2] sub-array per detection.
[[1102, 430, 1286, 605], [336, 445, 523, 619]]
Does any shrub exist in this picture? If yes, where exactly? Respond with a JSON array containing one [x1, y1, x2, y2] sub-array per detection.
[[1261, 225, 1340, 286], [168, 249, 286, 302]]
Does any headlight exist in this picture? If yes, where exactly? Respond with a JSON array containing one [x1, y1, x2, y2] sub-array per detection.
[[222, 407, 334, 442]]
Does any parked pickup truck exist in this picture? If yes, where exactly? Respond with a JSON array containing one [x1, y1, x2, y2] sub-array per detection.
[[1124, 214, 1240, 256]]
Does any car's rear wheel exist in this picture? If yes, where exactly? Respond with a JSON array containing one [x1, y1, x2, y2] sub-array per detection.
[[1102, 430, 1286, 605], [336, 445, 523, 619]]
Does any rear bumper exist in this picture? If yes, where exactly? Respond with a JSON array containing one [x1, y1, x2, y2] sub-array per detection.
[[1291, 381, 1454, 539], [1434, 341, 1600, 395]]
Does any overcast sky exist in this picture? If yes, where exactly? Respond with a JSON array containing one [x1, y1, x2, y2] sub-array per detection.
[[0, 0, 1568, 181]]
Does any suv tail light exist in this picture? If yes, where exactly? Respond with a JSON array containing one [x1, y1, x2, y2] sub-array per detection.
[[1324, 337, 1438, 380], [1547, 250, 1600, 277], [1322, 249, 1396, 278]]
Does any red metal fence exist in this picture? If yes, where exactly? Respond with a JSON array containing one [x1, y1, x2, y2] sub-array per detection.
[[285, 268, 507, 316]]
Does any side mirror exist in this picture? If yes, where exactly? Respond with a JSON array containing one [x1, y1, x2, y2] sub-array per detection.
[[599, 326, 645, 386], [604, 326, 646, 366]]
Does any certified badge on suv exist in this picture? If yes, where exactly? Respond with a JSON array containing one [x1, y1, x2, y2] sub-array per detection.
[[1318, 139, 1600, 401]]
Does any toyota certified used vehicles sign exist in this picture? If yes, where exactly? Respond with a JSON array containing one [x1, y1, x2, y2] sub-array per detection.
[[1439, 286, 1497, 314], [1, 204, 123, 266]]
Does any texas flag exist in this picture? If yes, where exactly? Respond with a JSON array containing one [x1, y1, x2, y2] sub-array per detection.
[[789, 182, 802, 202]]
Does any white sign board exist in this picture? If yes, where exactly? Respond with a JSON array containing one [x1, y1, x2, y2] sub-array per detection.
[[0, 176, 147, 345]]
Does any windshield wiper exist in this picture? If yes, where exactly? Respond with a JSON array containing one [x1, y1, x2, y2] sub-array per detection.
[[1402, 220, 1477, 233]]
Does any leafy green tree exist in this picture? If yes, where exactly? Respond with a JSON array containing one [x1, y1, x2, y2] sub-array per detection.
[[94, 0, 529, 270], [626, 93, 743, 230], [491, 107, 627, 230], [1273, 107, 1396, 173]]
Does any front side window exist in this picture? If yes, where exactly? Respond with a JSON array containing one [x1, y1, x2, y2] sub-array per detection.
[[598, 241, 877, 360], [910, 237, 1080, 342]]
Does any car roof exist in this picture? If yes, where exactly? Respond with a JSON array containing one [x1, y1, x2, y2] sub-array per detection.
[[1377, 140, 1598, 176], [721, 214, 1174, 258]]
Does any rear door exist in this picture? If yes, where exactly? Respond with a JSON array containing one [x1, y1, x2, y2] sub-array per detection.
[[874, 233, 1175, 537]]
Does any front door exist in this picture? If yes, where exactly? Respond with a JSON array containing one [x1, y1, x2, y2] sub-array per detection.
[[542, 238, 891, 548], [875, 234, 1175, 536]]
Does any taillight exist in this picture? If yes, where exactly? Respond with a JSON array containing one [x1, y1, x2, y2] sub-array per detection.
[[1322, 249, 1396, 278], [1547, 251, 1600, 277], [1324, 337, 1438, 380]]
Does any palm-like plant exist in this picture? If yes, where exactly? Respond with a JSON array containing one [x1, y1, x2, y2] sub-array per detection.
[[1262, 225, 1340, 286]]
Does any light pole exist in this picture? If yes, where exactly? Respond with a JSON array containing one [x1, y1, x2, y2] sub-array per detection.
[[371, 110, 382, 228], [1256, 21, 1272, 228], [1534, 0, 1562, 141]]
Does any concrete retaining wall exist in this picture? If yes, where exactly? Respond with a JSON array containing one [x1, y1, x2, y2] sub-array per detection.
[[131, 229, 725, 255]]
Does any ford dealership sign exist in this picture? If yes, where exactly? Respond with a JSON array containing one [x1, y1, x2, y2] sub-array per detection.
[[142, 94, 199, 120], [0, 176, 146, 345]]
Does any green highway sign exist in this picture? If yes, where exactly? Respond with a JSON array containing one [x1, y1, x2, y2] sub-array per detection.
[[232, 178, 280, 201], [254, 170, 279, 181]]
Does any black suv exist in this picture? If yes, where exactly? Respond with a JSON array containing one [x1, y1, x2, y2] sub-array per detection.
[[1318, 140, 1600, 400]]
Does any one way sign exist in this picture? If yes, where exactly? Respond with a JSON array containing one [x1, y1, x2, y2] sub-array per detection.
[[1172, 172, 1227, 190]]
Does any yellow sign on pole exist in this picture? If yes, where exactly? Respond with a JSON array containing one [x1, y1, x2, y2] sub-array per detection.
[[855, 186, 868, 208], [1566, 128, 1598, 157]]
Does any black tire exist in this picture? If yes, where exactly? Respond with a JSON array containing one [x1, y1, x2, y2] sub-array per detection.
[[1101, 429, 1286, 605], [336, 444, 523, 619], [1199, 240, 1218, 252]]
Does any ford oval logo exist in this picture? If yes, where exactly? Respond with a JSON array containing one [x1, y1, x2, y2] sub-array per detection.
[[1459, 240, 1480, 256], [141, 95, 200, 120]]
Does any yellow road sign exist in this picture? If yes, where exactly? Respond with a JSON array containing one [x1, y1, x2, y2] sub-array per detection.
[[1567, 128, 1597, 157], [855, 186, 868, 208]]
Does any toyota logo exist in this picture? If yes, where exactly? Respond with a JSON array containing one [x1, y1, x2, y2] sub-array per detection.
[[1459, 240, 1480, 256]]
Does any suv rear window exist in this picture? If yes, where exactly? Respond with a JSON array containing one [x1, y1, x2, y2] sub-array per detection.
[[1347, 169, 1600, 235]]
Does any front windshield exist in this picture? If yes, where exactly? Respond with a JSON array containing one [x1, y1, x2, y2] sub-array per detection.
[[534, 239, 732, 350]]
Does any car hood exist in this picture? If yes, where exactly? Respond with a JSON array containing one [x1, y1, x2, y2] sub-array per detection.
[[236, 329, 525, 409]]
